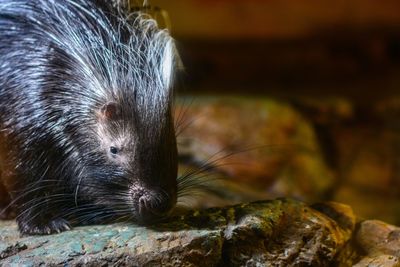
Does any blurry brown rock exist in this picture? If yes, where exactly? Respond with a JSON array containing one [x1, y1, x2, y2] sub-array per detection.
[[352, 220, 400, 267], [176, 96, 335, 207], [290, 96, 400, 225]]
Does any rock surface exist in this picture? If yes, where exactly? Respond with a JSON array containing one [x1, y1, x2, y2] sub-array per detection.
[[352, 220, 400, 267], [0, 199, 355, 266]]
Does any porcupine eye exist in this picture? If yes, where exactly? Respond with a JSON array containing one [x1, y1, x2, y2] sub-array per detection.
[[110, 146, 118, 155]]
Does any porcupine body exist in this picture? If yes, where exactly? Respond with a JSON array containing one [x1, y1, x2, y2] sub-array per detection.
[[0, 0, 179, 235]]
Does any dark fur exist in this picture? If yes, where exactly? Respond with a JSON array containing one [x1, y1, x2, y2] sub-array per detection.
[[0, 0, 179, 235]]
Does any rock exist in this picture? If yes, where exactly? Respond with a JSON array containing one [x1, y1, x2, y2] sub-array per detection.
[[352, 220, 400, 267], [354, 255, 400, 267], [0, 199, 355, 266], [291, 96, 400, 225], [176, 96, 335, 205]]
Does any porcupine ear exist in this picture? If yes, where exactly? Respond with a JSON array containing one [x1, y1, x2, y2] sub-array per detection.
[[99, 102, 120, 120]]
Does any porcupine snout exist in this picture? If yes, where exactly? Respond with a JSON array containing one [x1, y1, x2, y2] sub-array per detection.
[[131, 185, 175, 223]]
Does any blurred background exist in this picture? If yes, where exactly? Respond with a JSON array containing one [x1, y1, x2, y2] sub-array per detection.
[[150, 0, 400, 224]]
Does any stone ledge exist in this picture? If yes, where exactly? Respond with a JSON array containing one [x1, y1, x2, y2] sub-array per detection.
[[2, 199, 400, 266], [1, 199, 359, 266]]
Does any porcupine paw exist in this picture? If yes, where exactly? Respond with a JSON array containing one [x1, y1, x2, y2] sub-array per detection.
[[17, 217, 71, 235]]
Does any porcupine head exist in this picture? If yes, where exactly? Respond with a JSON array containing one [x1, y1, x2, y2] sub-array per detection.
[[73, 12, 180, 225]]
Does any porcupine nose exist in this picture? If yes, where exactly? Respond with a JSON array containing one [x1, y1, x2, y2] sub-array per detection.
[[137, 191, 174, 223]]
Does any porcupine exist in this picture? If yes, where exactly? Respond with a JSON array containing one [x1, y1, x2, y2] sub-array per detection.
[[0, 0, 180, 235]]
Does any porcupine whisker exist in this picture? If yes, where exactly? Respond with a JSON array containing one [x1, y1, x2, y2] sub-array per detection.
[[178, 159, 254, 190], [175, 113, 202, 139], [77, 208, 123, 224], [178, 146, 237, 182], [4, 180, 132, 220], [17, 194, 72, 210], [1, 185, 69, 214], [176, 143, 305, 199], [17, 197, 72, 224], [174, 98, 196, 137], [54, 202, 131, 225], [15, 180, 128, 204], [180, 142, 305, 179]]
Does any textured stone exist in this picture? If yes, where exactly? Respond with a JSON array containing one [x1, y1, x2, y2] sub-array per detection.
[[0, 199, 355, 266], [352, 220, 400, 267]]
